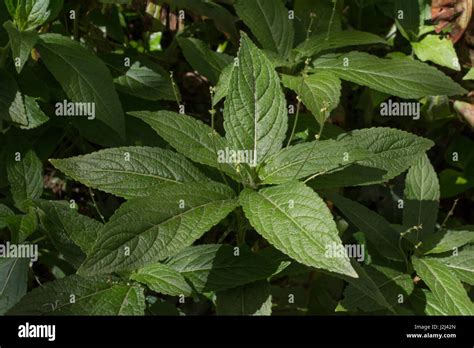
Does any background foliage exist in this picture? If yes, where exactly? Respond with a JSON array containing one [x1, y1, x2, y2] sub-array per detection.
[[0, 0, 473, 316]]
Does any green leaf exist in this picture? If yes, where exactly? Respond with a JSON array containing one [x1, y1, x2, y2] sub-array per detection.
[[329, 193, 404, 261], [312, 52, 467, 98], [330, 261, 394, 312], [129, 111, 240, 181], [212, 63, 234, 106], [420, 230, 474, 255], [3, 20, 38, 73], [0, 258, 29, 314], [114, 62, 176, 101], [0, 203, 14, 229], [0, 69, 28, 126], [36, 203, 85, 267], [412, 257, 474, 315], [307, 274, 344, 314], [223, 33, 288, 166], [281, 72, 341, 126], [410, 288, 448, 315], [294, 0, 341, 41], [435, 246, 474, 285], [413, 34, 460, 71], [50, 146, 209, 199], [310, 127, 434, 188], [18, 96, 49, 129], [6, 0, 63, 31], [7, 275, 146, 315], [403, 154, 440, 236], [78, 182, 238, 276], [5, 0, 16, 16], [4, 91, 49, 130], [35, 200, 103, 254], [394, 0, 426, 41], [234, 0, 294, 58], [130, 263, 193, 297], [463, 68, 474, 80], [439, 169, 474, 198], [257, 247, 308, 280], [263, 49, 290, 68], [46, 0, 63, 22], [342, 264, 414, 312], [177, 37, 233, 84], [240, 182, 357, 277], [166, 244, 279, 292], [259, 139, 370, 185], [5, 207, 38, 243], [147, 297, 181, 316], [8, 0, 51, 31], [6, 149, 43, 212], [38, 34, 125, 138], [293, 30, 386, 62], [216, 280, 272, 315]]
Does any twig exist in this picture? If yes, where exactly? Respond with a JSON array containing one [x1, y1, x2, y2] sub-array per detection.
[[89, 188, 106, 223], [326, 0, 338, 40], [170, 71, 182, 109], [441, 199, 459, 227]]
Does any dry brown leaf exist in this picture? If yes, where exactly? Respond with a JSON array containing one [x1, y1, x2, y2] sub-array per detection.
[[432, 0, 472, 43]]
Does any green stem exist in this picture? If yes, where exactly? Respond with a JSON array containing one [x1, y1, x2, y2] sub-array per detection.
[[73, 5, 80, 41], [291, 113, 326, 182], [441, 199, 459, 227], [286, 58, 312, 148], [89, 188, 106, 223], [236, 209, 247, 245], [399, 225, 422, 272], [306, 12, 316, 41], [286, 98, 301, 148], [208, 89, 232, 187], [217, 219, 235, 244], [326, 0, 338, 40], [30, 235, 47, 244], [170, 71, 181, 109]]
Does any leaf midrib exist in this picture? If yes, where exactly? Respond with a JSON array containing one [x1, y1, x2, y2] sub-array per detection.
[[85, 197, 236, 269], [417, 259, 471, 314], [72, 167, 186, 184], [0, 259, 19, 295], [257, 191, 325, 253], [316, 63, 448, 91], [39, 41, 116, 128]]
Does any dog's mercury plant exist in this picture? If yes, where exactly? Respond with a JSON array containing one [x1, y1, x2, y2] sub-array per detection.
[[0, 0, 472, 317]]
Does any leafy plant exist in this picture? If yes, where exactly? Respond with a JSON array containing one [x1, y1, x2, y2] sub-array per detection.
[[0, 0, 472, 317]]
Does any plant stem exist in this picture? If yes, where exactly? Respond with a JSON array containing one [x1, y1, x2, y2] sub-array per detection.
[[170, 71, 181, 109], [30, 235, 47, 244], [73, 4, 80, 41], [441, 199, 459, 227], [89, 188, 106, 223], [326, 0, 338, 40], [286, 57, 312, 148], [208, 91, 231, 187], [399, 225, 422, 272], [286, 97, 302, 148], [236, 209, 246, 245]]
